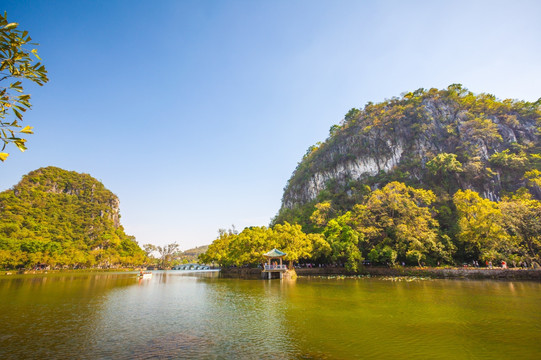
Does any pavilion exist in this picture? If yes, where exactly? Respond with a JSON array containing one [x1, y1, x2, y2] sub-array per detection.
[[262, 248, 288, 279]]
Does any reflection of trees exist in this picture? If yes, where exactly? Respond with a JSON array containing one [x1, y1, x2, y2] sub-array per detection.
[[199, 279, 297, 358], [0, 273, 136, 359]]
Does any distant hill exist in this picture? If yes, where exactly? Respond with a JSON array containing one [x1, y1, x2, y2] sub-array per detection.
[[0, 166, 145, 269], [177, 245, 209, 263]]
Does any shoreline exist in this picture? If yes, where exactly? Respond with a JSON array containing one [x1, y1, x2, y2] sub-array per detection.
[[220, 266, 541, 281], [3, 266, 540, 281], [0, 268, 139, 277]]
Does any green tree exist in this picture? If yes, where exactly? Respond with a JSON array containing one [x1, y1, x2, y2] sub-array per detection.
[[309, 232, 331, 262], [272, 222, 313, 268], [344, 108, 361, 123], [329, 124, 341, 137], [524, 169, 541, 188], [228, 226, 275, 267], [352, 182, 449, 265], [454, 189, 515, 262], [143, 244, 157, 258], [323, 212, 363, 272], [0, 13, 48, 161], [499, 190, 541, 264], [461, 115, 503, 151], [309, 201, 334, 228], [368, 244, 397, 266], [0, 167, 145, 269], [426, 153, 463, 193], [427, 153, 463, 175], [489, 149, 529, 171], [198, 229, 236, 267], [156, 242, 180, 269]]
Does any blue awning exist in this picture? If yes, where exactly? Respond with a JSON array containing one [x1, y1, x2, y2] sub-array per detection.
[[263, 248, 287, 257]]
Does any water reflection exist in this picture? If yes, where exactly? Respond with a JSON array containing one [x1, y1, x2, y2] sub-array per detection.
[[281, 278, 541, 358], [1, 273, 540, 359], [0, 273, 137, 359]]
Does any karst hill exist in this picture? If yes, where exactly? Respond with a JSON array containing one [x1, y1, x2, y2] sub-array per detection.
[[0, 166, 145, 269], [275, 84, 540, 225]]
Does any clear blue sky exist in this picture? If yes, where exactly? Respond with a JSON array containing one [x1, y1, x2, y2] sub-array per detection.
[[1, 0, 540, 249]]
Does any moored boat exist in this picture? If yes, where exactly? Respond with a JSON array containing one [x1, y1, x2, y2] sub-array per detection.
[[138, 271, 152, 279]]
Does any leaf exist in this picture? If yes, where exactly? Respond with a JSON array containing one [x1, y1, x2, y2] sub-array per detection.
[[3, 22, 18, 30], [0, 152, 8, 161], [15, 140, 27, 152], [13, 108, 23, 120], [20, 125, 33, 134], [32, 49, 41, 60]]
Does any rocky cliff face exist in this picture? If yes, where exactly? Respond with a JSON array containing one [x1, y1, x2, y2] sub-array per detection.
[[279, 86, 540, 216]]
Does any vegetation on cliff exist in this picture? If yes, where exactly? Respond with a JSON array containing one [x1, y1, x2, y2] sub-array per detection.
[[0, 166, 146, 269], [278, 84, 540, 219], [201, 86, 541, 269]]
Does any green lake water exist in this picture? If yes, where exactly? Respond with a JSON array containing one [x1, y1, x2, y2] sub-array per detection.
[[0, 271, 540, 359]]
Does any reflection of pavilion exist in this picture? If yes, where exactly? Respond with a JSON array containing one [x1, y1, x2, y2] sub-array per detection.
[[262, 248, 288, 279]]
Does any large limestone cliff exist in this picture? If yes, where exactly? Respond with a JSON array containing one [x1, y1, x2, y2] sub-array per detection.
[[279, 86, 540, 215]]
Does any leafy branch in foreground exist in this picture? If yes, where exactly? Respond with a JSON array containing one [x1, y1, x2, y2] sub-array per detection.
[[0, 12, 48, 162]]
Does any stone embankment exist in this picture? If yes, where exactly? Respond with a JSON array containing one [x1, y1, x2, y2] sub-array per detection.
[[299, 267, 541, 280], [220, 268, 297, 279], [220, 267, 541, 280]]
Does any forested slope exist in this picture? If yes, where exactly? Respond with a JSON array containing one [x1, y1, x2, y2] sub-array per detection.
[[277, 84, 540, 222], [202, 85, 541, 270], [0, 166, 145, 269]]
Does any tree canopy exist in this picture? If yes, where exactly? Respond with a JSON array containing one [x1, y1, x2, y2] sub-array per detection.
[[202, 182, 540, 270], [0, 12, 48, 162], [0, 167, 145, 269], [261, 85, 541, 269]]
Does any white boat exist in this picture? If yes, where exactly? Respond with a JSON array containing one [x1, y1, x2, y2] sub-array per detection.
[[139, 271, 152, 279]]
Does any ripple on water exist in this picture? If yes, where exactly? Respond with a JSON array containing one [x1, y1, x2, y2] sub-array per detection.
[[1, 273, 540, 359]]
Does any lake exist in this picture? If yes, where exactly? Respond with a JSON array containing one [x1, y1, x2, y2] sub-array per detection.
[[0, 271, 540, 359]]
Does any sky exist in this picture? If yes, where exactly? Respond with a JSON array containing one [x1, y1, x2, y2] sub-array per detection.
[[1, 0, 540, 250]]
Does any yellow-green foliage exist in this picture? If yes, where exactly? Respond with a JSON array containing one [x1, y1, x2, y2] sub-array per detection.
[[454, 190, 515, 262], [279, 84, 541, 225], [0, 167, 145, 269], [0, 13, 49, 162], [322, 212, 363, 271], [200, 223, 317, 268], [351, 182, 450, 265], [499, 190, 541, 263], [270, 85, 540, 266], [203, 182, 541, 269]]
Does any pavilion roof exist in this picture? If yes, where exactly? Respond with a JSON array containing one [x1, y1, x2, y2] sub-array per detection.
[[263, 248, 287, 258]]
